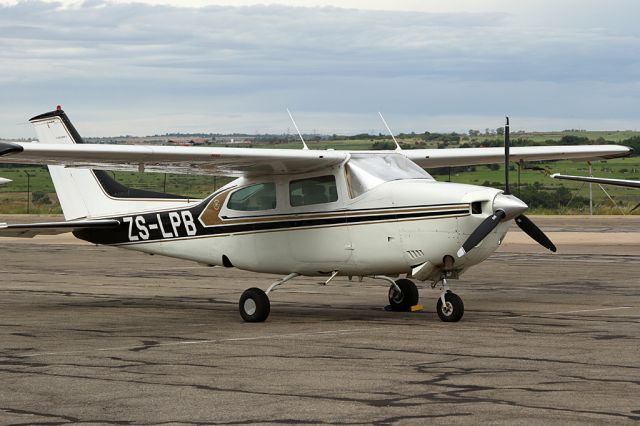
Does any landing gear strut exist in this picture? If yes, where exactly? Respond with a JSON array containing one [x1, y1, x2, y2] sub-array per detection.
[[433, 278, 464, 322], [238, 273, 299, 322]]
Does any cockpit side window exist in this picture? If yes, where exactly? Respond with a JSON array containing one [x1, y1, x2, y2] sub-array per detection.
[[289, 175, 338, 207], [227, 183, 277, 211]]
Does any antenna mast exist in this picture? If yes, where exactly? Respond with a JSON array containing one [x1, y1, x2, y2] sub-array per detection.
[[286, 108, 309, 150], [378, 112, 401, 151]]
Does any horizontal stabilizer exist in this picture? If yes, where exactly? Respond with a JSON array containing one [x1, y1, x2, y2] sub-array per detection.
[[0, 219, 120, 238]]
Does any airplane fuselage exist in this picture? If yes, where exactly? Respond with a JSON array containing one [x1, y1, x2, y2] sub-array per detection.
[[74, 169, 509, 280]]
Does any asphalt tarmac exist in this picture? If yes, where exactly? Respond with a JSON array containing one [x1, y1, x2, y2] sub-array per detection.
[[0, 216, 638, 424]]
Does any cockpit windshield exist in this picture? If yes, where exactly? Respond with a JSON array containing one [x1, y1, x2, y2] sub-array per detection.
[[345, 153, 434, 198]]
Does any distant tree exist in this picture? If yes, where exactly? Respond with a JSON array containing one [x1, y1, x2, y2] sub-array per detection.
[[559, 135, 590, 145], [621, 136, 640, 156], [370, 141, 397, 150], [496, 127, 504, 136]]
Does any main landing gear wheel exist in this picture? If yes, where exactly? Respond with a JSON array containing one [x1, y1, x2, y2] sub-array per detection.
[[239, 287, 270, 322], [436, 291, 464, 322], [388, 278, 419, 311]]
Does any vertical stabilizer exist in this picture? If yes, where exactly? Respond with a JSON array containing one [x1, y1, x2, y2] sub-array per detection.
[[29, 108, 193, 220]]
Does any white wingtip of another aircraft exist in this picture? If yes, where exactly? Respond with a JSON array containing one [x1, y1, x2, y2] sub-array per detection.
[[0, 177, 12, 185]]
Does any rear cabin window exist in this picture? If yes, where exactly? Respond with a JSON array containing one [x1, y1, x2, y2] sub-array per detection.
[[227, 183, 277, 211], [289, 175, 338, 207]]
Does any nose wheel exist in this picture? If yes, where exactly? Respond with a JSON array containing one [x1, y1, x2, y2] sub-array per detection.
[[436, 290, 464, 322]]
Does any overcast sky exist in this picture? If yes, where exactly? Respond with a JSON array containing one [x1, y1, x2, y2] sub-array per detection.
[[1, 0, 639, 137]]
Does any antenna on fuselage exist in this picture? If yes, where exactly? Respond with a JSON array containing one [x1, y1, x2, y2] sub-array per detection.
[[377, 112, 401, 151], [286, 108, 309, 150]]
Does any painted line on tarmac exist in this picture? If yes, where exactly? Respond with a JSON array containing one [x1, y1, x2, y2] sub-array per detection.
[[513, 306, 634, 318], [14, 327, 389, 358], [539, 306, 633, 315]]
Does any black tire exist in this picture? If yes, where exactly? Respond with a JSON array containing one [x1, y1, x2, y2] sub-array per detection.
[[436, 291, 464, 322], [388, 278, 419, 311], [239, 288, 270, 322]]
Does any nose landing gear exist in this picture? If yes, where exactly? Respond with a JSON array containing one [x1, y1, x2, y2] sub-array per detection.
[[433, 278, 464, 322]]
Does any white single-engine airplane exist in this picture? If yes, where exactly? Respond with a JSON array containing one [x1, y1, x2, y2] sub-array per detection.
[[0, 108, 632, 322], [0, 177, 11, 185]]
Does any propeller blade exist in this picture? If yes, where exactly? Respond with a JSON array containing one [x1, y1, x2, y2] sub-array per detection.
[[515, 214, 557, 252], [457, 210, 506, 257]]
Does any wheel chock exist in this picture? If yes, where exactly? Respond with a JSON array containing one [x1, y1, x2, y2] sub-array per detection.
[[383, 304, 424, 312]]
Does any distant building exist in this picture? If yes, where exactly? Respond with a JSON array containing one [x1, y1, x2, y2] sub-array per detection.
[[167, 137, 209, 146]]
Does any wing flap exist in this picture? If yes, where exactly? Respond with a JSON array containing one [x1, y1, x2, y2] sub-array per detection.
[[0, 219, 120, 238]]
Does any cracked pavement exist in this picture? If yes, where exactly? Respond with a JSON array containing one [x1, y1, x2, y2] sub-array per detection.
[[0, 216, 638, 424]]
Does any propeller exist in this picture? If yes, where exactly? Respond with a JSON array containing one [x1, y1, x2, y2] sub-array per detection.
[[457, 117, 557, 257], [457, 210, 506, 258], [515, 215, 556, 252]]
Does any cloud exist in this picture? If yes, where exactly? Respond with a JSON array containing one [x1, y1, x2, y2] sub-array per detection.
[[0, 0, 639, 137]]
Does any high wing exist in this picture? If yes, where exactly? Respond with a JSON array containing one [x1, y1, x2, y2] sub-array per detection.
[[404, 145, 632, 168], [0, 219, 120, 238], [0, 108, 633, 177], [0, 141, 632, 177], [550, 173, 640, 189], [0, 177, 11, 185]]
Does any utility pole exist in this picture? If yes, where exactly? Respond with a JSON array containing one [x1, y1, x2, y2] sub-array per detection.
[[588, 161, 593, 216], [517, 160, 522, 196], [24, 170, 32, 214]]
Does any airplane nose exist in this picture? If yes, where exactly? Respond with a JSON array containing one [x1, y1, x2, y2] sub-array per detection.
[[492, 193, 528, 220]]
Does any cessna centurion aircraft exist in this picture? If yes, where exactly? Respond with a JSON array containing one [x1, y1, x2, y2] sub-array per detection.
[[0, 108, 632, 322]]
